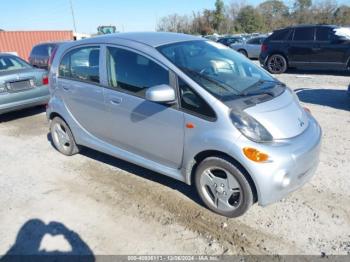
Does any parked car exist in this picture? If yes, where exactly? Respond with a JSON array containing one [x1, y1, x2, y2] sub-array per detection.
[[260, 25, 350, 74], [231, 36, 267, 58], [204, 35, 220, 42], [217, 36, 244, 46], [29, 42, 63, 70], [0, 53, 50, 114], [47, 32, 321, 218]]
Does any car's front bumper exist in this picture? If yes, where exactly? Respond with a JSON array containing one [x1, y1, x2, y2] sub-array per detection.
[[0, 86, 50, 115], [234, 114, 322, 206]]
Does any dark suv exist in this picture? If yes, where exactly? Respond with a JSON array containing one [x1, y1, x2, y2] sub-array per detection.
[[29, 42, 63, 70], [260, 25, 350, 74]]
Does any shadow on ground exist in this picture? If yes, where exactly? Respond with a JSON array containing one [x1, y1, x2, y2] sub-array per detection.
[[0, 219, 94, 262], [286, 68, 350, 76], [0, 106, 45, 123], [81, 147, 203, 206], [47, 133, 202, 207], [295, 88, 350, 111]]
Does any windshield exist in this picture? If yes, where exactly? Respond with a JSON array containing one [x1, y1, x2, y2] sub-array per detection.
[[157, 40, 278, 101], [0, 56, 31, 72]]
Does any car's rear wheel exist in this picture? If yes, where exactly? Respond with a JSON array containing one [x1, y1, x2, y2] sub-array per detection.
[[50, 117, 79, 156], [195, 157, 254, 218], [267, 54, 287, 74], [238, 49, 248, 57]]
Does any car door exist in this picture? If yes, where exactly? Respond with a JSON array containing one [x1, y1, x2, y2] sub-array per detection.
[[102, 46, 184, 169], [245, 38, 261, 58], [289, 27, 315, 65], [57, 45, 107, 140], [311, 27, 348, 68]]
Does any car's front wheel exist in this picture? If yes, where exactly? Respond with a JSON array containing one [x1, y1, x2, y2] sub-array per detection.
[[266, 54, 287, 74], [50, 117, 79, 156], [195, 157, 254, 218]]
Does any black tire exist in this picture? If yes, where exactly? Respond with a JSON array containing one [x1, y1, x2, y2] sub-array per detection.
[[50, 117, 79, 156], [195, 156, 254, 218], [266, 54, 287, 74], [238, 49, 248, 57]]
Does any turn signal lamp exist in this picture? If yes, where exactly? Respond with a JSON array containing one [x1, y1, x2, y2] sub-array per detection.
[[243, 147, 269, 163]]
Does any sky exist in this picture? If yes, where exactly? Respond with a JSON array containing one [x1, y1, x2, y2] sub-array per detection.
[[0, 0, 348, 34]]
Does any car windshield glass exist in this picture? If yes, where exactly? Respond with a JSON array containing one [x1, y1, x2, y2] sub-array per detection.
[[0, 56, 31, 72], [157, 40, 277, 101]]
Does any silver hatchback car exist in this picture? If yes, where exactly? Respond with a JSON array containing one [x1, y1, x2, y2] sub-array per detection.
[[47, 32, 321, 217]]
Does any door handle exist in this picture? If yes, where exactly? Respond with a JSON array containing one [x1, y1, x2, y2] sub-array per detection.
[[110, 97, 122, 105]]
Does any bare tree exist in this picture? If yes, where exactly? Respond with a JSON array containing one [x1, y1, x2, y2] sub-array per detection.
[[156, 0, 350, 35]]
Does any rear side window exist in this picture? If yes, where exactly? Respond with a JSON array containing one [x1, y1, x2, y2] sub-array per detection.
[[293, 28, 315, 41], [247, 38, 260, 45], [0, 56, 31, 71], [106, 47, 169, 97], [32, 45, 55, 56], [178, 78, 216, 120], [269, 29, 291, 41], [316, 27, 332, 41], [59, 46, 100, 84]]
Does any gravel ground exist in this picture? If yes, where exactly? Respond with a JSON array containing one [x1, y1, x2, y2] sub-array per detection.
[[0, 68, 349, 256]]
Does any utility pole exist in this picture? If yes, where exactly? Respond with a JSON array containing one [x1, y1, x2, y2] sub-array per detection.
[[69, 0, 77, 33]]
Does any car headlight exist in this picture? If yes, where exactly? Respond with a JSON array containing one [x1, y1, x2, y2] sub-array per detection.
[[230, 110, 273, 143]]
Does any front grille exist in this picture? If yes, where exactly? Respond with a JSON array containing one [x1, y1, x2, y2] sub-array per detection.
[[8, 80, 32, 92]]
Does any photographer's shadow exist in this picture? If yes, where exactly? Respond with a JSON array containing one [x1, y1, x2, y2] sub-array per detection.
[[1, 219, 95, 262]]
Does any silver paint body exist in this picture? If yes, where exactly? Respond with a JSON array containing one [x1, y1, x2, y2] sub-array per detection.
[[231, 39, 264, 59], [47, 32, 322, 206]]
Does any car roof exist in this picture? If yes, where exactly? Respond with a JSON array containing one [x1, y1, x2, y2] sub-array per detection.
[[78, 32, 203, 47], [33, 41, 66, 47], [280, 24, 338, 30], [0, 53, 17, 58]]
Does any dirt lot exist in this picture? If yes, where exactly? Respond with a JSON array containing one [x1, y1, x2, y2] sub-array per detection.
[[0, 68, 349, 256]]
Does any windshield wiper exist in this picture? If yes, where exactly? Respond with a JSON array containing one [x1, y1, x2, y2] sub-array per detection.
[[180, 67, 238, 93], [240, 80, 284, 97]]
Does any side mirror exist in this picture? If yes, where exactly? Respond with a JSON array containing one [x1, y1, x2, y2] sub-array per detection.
[[145, 84, 176, 103]]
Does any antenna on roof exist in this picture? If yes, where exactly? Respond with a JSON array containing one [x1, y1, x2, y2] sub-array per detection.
[[69, 0, 77, 33]]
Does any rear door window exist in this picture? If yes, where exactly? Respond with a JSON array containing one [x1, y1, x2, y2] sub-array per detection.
[[293, 27, 315, 41], [247, 38, 260, 45], [269, 29, 291, 41], [59, 46, 100, 84]]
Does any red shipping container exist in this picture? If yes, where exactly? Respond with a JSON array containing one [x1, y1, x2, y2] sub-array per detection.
[[0, 31, 73, 61]]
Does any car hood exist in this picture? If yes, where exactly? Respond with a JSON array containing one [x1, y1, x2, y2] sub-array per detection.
[[244, 89, 309, 140]]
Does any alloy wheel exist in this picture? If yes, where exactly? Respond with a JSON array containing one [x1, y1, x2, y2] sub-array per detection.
[[268, 55, 287, 74], [199, 167, 242, 212], [52, 122, 72, 153]]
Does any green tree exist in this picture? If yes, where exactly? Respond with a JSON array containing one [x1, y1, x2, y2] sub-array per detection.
[[258, 0, 289, 30], [293, 0, 313, 24], [236, 6, 266, 33], [333, 5, 350, 26], [294, 0, 312, 11], [213, 0, 225, 32]]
